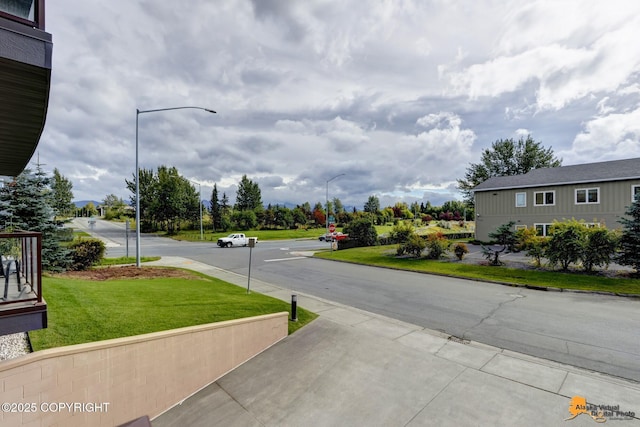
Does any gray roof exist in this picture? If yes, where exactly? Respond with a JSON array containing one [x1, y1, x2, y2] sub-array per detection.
[[473, 157, 640, 192]]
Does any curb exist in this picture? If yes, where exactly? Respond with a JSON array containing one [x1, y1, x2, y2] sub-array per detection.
[[313, 256, 640, 300]]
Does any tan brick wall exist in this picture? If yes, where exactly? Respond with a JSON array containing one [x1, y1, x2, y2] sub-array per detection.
[[0, 312, 288, 426]]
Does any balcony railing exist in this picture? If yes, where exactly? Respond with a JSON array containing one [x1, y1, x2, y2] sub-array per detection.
[[0, 231, 43, 310], [0, 0, 44, 30]]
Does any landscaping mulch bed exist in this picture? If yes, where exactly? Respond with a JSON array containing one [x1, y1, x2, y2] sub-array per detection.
[[54, 266, 198, 281]]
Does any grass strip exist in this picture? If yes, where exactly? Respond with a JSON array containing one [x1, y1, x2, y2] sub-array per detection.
[[98, 256, 161, 266], [30, 270, 316, 350], [315, 245, 640, 295]]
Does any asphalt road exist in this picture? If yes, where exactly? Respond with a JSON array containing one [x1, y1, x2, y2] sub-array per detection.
[[75, 218, 640, 382]]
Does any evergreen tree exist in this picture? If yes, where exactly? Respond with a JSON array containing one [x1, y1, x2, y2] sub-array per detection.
[[292, 207, 307, 226], [616, 195, 640, 273], [219, 192, 231, 231], [235, 175, 262, 212], [221, 193, 230, 215], [210, 184, 221, 231], [0, 167, 71, 271], [363, 195, 380, 213], [481, 221, 516, 266], [51, 168, 74, 219]]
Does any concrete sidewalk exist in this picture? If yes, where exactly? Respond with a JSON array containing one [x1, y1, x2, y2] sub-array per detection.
[[150, 257, 639, 426]]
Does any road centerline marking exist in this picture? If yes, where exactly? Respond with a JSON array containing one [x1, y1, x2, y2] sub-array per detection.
[[264, 256, 308, 263]]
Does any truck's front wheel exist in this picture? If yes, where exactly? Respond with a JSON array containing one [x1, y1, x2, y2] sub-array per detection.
[[226, 242, 232, 248]]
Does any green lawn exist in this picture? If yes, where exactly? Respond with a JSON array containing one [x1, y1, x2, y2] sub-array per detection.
[[98, 256, 161, 266], [167, 221, 475, 243], [29, 270, 316, 350], [315, 245, 640, 295]]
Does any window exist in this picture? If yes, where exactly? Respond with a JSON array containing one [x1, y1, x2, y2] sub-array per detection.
[[515, 192, 526, 207], [575, 188, 599, 204], [633, 185, 640, 202], [534, 223, 552, 236], [534, 191, 555, 206]]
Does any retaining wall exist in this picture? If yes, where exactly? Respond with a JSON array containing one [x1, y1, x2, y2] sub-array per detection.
[[0, 312, 288, 426]]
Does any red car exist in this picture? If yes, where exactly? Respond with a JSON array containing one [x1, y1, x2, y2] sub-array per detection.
[[319, 232, 348, 242]]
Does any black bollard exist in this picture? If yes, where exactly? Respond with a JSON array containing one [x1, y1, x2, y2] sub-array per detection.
[[291, 294, 298, 322]]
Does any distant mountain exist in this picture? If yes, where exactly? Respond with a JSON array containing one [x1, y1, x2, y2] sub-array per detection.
[[74, 200, 101, 208]]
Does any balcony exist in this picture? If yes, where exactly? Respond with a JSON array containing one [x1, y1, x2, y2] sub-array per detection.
[[0, 0, 52, 177], [0, 231, 45, 335]]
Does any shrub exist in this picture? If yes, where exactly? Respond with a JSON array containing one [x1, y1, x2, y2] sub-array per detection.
[[546, 220, 586, 270], [402, 233, 426, 257], [343, 218, 378, 247], [581, 228, 618, 272], [56, 227, 74, 242], [437, 220, 452, 229], [524, 236, 547, 267], [421, 214, 433, 223], [426, 232, 450, 259], [439, 211, 454, 221], [68, 238, 106, 271], [515, 227, 539, 251], [481, 221, 516, 266], [453, 242, 469, 260], [389, 221, 414, 244]]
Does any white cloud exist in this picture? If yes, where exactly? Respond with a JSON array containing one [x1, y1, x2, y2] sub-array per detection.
[[26, 0, 640, 209], [563, 106, 640, 163], [445, 1, 640, 110]]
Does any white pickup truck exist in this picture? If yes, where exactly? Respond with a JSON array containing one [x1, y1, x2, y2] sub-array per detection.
[[217, 233, 258, 248]]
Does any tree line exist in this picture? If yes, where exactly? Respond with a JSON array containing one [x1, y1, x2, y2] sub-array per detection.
[[11, 134, 565, 237], [122, 167, 477, 233]]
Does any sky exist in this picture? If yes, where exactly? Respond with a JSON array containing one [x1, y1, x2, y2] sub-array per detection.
[[34, 0, 640, 209]]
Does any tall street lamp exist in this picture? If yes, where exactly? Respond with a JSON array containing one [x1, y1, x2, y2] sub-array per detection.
[[135, 106, 216, 267], [325, 173, 345, 245]]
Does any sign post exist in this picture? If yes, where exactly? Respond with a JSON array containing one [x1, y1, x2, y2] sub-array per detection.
[[247, 237, 257, 294]]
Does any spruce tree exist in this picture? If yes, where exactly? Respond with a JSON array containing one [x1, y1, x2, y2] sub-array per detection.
[[51, 168, 74, 219], [616, 195, 640, 273], [210, 184, 221, 231], [0, 166, 71, 271]]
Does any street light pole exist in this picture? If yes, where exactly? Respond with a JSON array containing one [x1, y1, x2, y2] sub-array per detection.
[[135, 106, 216, 267], [325, 173, 345, 248]]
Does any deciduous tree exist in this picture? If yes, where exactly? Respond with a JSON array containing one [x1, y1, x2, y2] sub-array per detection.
[[457, 136, 561, 205]]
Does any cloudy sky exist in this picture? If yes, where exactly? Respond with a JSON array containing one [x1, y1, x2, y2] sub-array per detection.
[[36, 0, 640, 209]]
